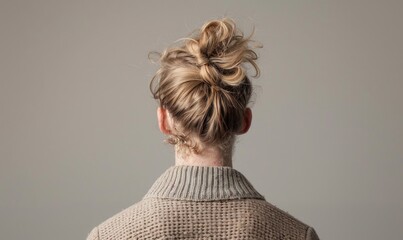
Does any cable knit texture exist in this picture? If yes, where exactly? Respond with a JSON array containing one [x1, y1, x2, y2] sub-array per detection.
[[86, 165, 319, 240]]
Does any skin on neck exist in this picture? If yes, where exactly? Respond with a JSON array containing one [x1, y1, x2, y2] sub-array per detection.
[[174, 143, 233, 167]]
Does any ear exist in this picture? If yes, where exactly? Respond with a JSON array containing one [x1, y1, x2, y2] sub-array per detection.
[[238, 108, 252, 135], [157, 107, 172, 135]]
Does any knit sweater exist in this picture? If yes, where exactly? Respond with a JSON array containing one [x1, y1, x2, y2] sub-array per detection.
[[86, 165, 319, 240]]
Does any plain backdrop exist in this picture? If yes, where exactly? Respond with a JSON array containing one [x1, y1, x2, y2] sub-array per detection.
[[1, 1, 402, 239]]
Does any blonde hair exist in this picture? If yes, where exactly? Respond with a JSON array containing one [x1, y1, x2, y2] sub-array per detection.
[[150, 18, 261, 153]]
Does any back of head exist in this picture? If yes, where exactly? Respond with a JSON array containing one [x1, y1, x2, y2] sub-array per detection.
[[150, 18, 261, 153]]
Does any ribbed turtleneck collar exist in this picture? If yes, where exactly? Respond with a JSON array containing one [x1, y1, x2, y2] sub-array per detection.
[[143, 165, 265, 201]]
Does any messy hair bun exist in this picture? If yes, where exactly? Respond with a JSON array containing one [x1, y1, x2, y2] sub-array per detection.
[[150, 18, 261, 153]]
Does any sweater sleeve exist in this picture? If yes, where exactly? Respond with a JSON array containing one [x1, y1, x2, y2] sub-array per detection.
[[86, 227, 99, 240], [306, 227, 319, 240]]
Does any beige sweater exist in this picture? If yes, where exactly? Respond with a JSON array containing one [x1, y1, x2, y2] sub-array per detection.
[[86, 165, 319, 239]]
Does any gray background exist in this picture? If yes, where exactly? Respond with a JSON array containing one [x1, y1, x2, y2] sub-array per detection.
[[1, 1, 402, 239]]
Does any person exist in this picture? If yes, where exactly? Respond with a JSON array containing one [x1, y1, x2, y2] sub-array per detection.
[[86, 18, 319, 240]]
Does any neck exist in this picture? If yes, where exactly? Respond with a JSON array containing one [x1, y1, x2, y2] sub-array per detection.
[[175, 145, 233, 167]]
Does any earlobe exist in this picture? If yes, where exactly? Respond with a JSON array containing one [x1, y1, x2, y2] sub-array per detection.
[[157, 107, 171, 135], [238, 108, 252, 135]]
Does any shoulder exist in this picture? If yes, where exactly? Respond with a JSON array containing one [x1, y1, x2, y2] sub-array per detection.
[[244, 199, 319, 240], [85, 198, 161, 240]]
